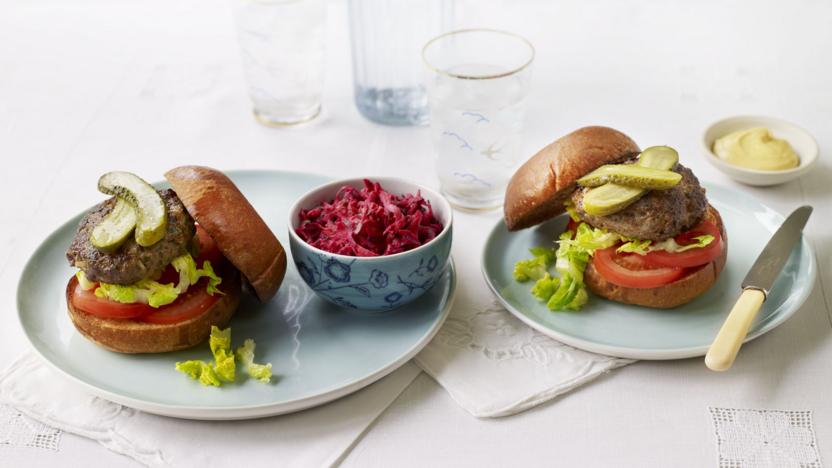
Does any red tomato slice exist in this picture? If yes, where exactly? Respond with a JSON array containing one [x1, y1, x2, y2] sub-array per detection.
[[139, 278, 221, 324], [566, 218, 580, 234], [71, 282, 155, 319], [195, 225, 222, 266], [642, 220, 723, 268], [593, 247, 686, 289]]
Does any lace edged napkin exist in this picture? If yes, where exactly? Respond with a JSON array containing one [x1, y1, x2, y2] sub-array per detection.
[[415, 213, 634, 418], [0, 353, 420, 467]]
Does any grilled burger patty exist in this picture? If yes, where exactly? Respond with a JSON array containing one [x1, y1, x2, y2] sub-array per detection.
[[572, 164, 707, 241], [67, 189, 195, 285]]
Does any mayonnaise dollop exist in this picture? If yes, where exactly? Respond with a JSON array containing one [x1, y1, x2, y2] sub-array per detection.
[[713, 127, 799, 171]]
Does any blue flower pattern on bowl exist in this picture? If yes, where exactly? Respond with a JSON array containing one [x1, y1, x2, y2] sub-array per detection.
[[294, 252, 446, 311]]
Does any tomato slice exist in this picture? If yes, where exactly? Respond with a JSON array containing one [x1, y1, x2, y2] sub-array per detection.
[[566, 218, 580, 234], [139, 278, 221, 324], [642, 220, 723, 268], [593, 247, 685, 289], [195, 225, 222, 266], [71, 282, 155, 319]]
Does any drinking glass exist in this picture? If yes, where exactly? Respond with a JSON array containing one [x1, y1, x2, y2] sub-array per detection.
[[232, 0, 326, 126], [348, 0, 452, 126], [423, 29, 534, 210]]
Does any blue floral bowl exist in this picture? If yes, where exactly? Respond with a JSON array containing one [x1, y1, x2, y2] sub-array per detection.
[[287, 178, 453, 311]]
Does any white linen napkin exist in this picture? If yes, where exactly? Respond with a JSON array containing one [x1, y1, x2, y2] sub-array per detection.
[[415, 212, 634, 418], [0, 353, 420, 468]]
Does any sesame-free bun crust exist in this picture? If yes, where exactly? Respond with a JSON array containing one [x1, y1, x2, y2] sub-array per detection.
[[504, 126, 641, 231], [584, 205, 727, 309], [165, 166, 286, 302], [66, 270, 241, 353]]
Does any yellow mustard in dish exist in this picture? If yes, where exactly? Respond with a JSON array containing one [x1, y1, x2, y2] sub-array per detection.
[[713, 127, 799, 171]]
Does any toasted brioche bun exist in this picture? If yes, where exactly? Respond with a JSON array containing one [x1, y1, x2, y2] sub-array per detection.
[[165, 166, 286, 302], [66, 270, 242, 353], [504, 126, 640, 231], [584, 205, 727, 309]]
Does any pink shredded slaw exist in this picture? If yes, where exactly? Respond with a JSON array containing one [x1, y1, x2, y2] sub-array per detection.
[[296, 180, 444, 257]]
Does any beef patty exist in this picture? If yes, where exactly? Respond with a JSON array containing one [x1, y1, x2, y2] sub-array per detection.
[[571, 164, 707, 241], [67, 189, 195, 285]]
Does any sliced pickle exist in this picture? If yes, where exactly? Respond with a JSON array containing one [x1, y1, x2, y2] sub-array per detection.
[[637, 145, 679, 170], [90, 197, 138, 252], [577, 165, 682, 189], [98, 171, 167, 247], [581, 146, 680, 216]]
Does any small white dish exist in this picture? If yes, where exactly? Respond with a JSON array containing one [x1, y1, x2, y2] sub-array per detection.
[[702, 115, 818, 186]]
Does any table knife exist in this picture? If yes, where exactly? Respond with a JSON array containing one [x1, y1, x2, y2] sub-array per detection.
[[705, 205, 812, 371]]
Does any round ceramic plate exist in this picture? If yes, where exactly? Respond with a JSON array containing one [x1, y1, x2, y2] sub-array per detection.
[[482, 183, 816, 360], [18, 171, 456, 420]]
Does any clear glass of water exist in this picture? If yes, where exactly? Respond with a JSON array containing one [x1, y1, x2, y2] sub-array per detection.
[[348, 0, 452, 126], [232, 0, 326, 126], [423, 29, 534, 210]]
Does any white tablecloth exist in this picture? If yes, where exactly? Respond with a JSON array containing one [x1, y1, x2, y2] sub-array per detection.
[[1, 0, 831, 466]]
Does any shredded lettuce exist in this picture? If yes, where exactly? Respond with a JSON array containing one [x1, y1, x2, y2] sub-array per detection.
[[175, 360, 221, 387], [201, 261, 223, 295], [176, 328, 273, 387], [652, 235, 715, 253], [87, 253, 223, 308], [76, 271, 96, 290], [236, 339, 273, 383], [517, 228, 592, 311], [560, 223, 620, 252], [209, 326, 235, 382], [513, 247, 557, 282], [618, 234, 715, 255], [616, 239, 652, 255]]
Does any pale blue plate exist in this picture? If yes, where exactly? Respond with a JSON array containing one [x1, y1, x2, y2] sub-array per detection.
[[482, 184, 815, 360], [17, 171, 456, 420]]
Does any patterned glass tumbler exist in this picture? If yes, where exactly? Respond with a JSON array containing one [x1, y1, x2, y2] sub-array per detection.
[[232, 0, 326, 126], [423, 29, 534, 210], [348, 0, 452, 126]]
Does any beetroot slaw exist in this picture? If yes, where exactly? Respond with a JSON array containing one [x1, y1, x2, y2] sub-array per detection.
[[296, 180, 444, 257]]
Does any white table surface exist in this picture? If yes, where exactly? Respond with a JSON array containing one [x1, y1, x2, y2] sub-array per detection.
[[2, 0, 831, 466]]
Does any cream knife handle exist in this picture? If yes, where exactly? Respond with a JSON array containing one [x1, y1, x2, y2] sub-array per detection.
[[705, 288, 766, 372]]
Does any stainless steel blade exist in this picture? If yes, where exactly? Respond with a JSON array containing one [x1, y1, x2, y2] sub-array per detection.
[[742, 205, 812, 295]]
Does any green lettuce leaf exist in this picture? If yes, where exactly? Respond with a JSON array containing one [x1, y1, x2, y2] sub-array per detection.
[[651, 235, 715, 253], [87, 253, 223, 308], [518, 228, 591, 311], [213, 349, 235, 382], [200, 261, 223, 295], [560, 223, 620, 253], [209, 326, 231, 355], [617, 234, 715, 256], [565, 200, 581, 222], [513, 246, 557, 282], [531, 274, 560, 302], [209, 326, 235, 382], [94, 283, 136, 304], [175, 360, 221, 387], [236, 339, 273, 384], [76, 271, 96, 290], [616, 239, 652, 255]]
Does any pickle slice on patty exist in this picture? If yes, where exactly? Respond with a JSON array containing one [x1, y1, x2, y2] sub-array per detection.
[[577, 165, 682, 189], [90, 197, 138, 252], [97, 171, 167, 247], [582, 146, 679, 216]]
